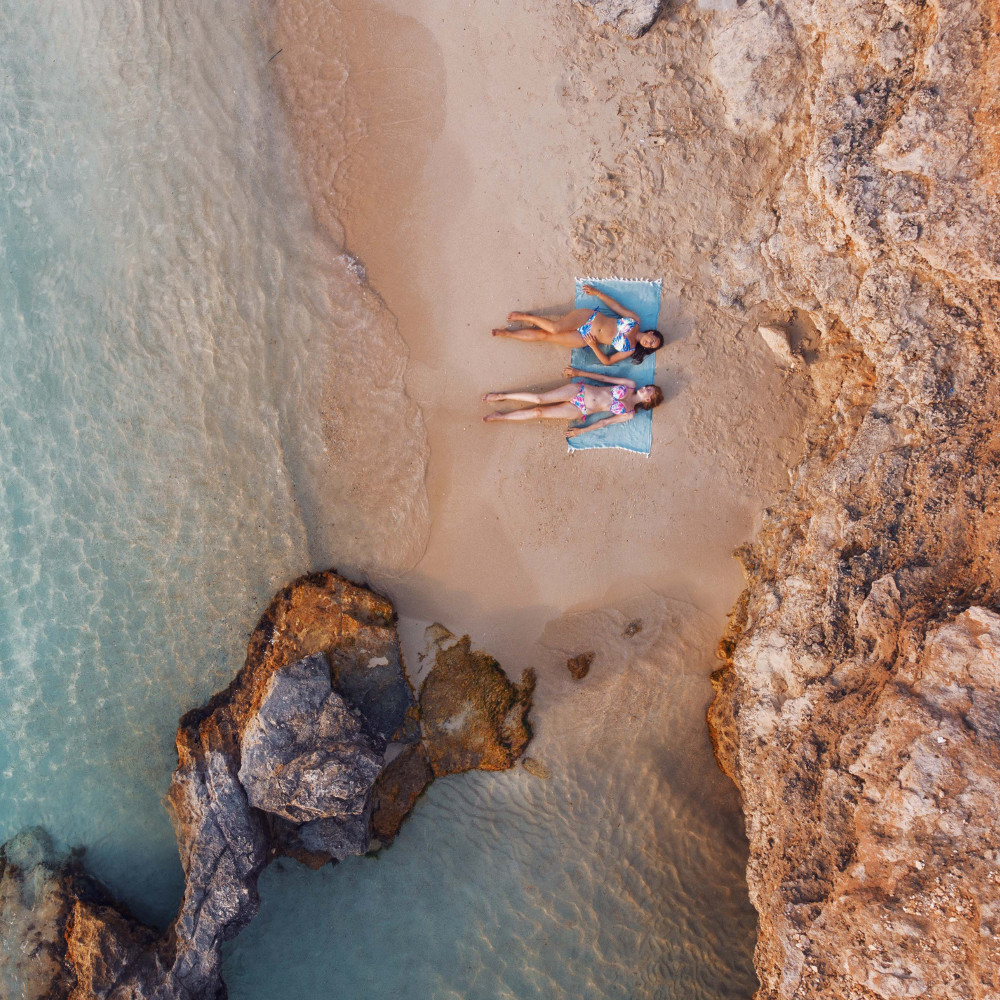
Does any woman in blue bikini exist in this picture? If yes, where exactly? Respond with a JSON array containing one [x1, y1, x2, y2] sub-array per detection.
[[493, 284, 664, 365], [482, 366, 663, 437]]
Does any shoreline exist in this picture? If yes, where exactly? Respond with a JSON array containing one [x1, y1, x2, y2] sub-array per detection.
[[268, 0, 808, 667], [262, 0, 814, 991]]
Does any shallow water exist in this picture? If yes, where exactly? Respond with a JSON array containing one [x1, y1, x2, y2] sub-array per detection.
[[226, 597, 757, 1000], [0, 0, 426, 925], [0, 1, 756, 995]]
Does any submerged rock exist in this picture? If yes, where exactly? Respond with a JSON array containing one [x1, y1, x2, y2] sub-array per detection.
[[567, 651, 595, 680], [370, 743, 434, 847], [520, 756, 551, 780], [1, 572, 531, 998], [0, 830, 81, 1000]]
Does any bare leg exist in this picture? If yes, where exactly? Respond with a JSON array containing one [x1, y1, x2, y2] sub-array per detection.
[[507, 312, 561, 332], [483, 384, 578, 405], [484, 401, 579, 422], [491, 328, 583, 347], [505, 308, 593, 331]]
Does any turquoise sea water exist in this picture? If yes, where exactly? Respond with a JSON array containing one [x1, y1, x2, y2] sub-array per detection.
[[0, 1, 756, 996], [0, 0, 426, 925]]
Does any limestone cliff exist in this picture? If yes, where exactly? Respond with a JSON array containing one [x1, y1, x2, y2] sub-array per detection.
[[0, 572, 533, 999], [701, 0, 1000, 996]]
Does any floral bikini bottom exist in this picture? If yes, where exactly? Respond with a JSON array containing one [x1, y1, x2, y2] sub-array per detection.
[[571, 382, 629, 417]]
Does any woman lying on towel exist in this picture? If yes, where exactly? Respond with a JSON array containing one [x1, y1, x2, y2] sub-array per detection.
[[493, 284, 663, 366], [482, 367, 663, 438]]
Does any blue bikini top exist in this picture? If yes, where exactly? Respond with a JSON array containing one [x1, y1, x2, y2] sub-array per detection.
[[612, 317, 638, 353]]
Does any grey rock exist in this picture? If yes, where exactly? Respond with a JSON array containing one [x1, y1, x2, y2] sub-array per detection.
[[238, 654, 382, 854], [166, 748, 268, 989], [328, 643, 418, 748], [573, 0, 665, 38]]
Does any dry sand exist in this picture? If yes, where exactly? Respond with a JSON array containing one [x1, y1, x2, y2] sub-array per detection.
[[268, 0, 808, 678]]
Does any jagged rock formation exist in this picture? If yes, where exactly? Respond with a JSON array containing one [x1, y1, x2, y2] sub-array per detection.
[[0, 830, 90, 1000], [705, 0, 1000, 997], [0, 572, 532, 999]]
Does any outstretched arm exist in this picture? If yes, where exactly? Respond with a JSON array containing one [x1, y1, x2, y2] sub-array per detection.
[[563, 366, 635, 388], [566, 412, 635, 438], [581, 284, 640, 321]]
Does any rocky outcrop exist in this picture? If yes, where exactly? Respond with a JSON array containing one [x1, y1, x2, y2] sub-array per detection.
[[0, 572, 532, 999], [706, 0, 1000, 996], [0, 830, 88, 1000], [370, 623, 535, 845]]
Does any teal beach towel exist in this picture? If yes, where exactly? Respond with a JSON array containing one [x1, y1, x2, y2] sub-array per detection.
[[567, 278, 662, 455]]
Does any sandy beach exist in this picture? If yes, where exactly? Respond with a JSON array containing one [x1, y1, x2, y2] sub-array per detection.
[[2, 1, 992, 996], [270, 0, 808, 675]]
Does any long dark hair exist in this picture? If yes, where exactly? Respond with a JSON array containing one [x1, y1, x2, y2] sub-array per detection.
[[631, 330, 664, 365]]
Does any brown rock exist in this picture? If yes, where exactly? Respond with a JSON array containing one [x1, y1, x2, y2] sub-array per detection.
[[567, 651, 595, 680], [418, 626, 535, 777], [0, 830, 81, 1000], [704, 0, 1000, 994], [370, 743, 434, 846]]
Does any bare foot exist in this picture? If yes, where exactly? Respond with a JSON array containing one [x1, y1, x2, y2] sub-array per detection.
[[491, 328, 509, 337], [507, 311, 523, 323], [482, 392, 503, 403], [483, 412, 504, 422]]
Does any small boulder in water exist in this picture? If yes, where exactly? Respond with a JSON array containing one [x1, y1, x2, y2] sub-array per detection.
[[521, 756, 551, 779], [418, 625, 535, 777], [567, 651, 595, 680]]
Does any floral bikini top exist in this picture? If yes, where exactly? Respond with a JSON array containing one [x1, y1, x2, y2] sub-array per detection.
[[612, 317, 638, 353], [609, 384, 629, 415]]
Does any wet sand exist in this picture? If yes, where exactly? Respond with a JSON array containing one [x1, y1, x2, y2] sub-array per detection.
[[269, 0, 807, 674]]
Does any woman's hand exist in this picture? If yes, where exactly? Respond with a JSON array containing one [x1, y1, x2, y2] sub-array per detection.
[[563, 366, 578, 378], [566, 426, 583, 438], [584, 332, 609, 362], [582, 284, 597, 297]]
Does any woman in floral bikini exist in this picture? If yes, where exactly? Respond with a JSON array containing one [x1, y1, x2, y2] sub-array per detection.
[[492, 284, 664, 366], [483, 366, 663, 438]]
